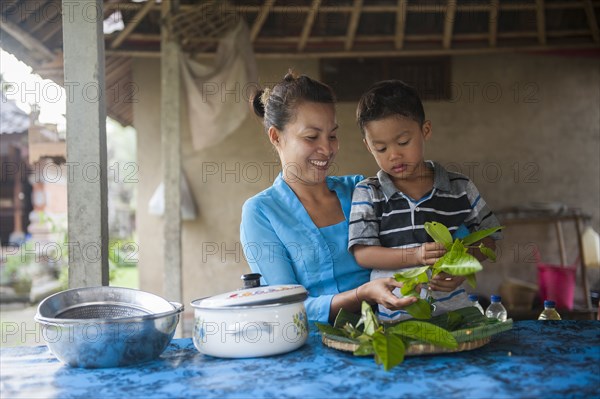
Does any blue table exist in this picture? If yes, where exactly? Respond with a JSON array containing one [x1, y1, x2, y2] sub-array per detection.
[[1, 321, 598, 398]]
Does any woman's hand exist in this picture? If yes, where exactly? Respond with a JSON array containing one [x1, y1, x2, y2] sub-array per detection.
[[415, 242, 446, 265], [428, 272, 465, 292], [359, 278, 418, 310]]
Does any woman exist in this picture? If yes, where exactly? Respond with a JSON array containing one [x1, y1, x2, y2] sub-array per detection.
[[240, 72, 458, 323]]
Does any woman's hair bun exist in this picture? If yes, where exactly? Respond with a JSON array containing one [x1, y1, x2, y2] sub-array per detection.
[[283, 69, 298, 82], [251, 89, 266, 118]]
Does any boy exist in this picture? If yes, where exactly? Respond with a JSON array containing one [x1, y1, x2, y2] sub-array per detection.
[[348, 80, 501, 322]]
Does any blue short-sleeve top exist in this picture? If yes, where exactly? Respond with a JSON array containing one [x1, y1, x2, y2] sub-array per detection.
[[240, 174, 370, 322]]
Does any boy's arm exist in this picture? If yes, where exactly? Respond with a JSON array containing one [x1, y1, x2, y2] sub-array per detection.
[[352, 243, 446, 270]]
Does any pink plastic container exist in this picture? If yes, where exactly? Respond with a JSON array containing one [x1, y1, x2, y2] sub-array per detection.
[[534, 247, 577, 310], [536, 263, 576, 310]]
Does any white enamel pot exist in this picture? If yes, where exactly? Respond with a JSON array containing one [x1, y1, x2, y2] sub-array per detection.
[[190, 281, 308, 358]]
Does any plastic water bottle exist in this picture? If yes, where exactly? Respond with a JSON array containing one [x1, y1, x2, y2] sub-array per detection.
[[538, 300, 562, 320], [468, 294, 485, 314], [485, 295, 507, 322]]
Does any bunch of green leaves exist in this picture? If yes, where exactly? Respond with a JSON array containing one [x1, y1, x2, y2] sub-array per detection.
[[317, 302, 458, 371], [394, 222, 503, 319], [317, 306, 513, 371]]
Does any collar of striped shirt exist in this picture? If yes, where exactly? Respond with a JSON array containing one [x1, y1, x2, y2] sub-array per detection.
[[376, 160, 452, 202]]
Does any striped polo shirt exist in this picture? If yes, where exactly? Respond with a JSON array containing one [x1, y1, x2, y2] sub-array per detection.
[[348, 161, 501, 321], [348, 161, 500, 251]]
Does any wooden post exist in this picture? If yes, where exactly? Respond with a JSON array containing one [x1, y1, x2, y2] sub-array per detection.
[[161, 0, 182, 303], [62, 0, 109, 287]]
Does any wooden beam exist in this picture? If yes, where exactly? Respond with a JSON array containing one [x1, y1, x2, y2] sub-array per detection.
[[298, 0, 321, 51], [0, 17, 55, 60], [345, 0, 363, 51], [161, 0, 182, 305], [395, 0, 408, 50], [103, 1, 596, 14], [250, 0, 275, 42], [489, 0, 499, 47], [17, 0, 50, 23], [63, 0, 109, 288], [582, 0, 600, 43], [111, 0, 155, 49], [39, 19, 63, 43], [107, 42, 600, 60], [442, 0, 457, 49], [29, 2, 61, 34], [535, 0, 547, 45]]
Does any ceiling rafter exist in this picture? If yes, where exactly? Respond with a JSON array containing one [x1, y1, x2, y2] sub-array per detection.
[[442, 0, 457, 49], [489, 0, 499, 48], [17, 0, 50, 23], [536, 0, 547, 45], [250, 0, 276, 42], [583, 0, 600, 43], [395, 0, 408, 50], [298, 0, 321, 52], [110, 0, 155, 49], [28, 2, 60, 34], [0, 16, 54, 61], [344, 0, 363, 51]]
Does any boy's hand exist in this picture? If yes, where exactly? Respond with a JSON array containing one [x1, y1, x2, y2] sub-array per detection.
[[416, 242, 446, 265], [428, 272, 465, 292]]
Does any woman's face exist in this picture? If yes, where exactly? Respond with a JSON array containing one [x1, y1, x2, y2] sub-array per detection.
[[270, 102, 339, 185]]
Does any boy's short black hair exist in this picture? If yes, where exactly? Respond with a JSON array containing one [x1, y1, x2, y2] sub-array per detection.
[[356, 80, 425, 136]]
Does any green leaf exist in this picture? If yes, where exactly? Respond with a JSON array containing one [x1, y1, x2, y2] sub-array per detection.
[[360, 301, 379, 336], [315, 322, 348, 338], [446, 311, 465, 330], [462, 226, 504, 246], [387, 320, 458, 349], [465, 273, 477, 288], [333, 308, 361, 330], [395, 266, 430, 280], [372, 331, 406, 371], [405, 298, 432, 319], [452, 319, 513, 343], [449, 239, 467, 257], [353, 339, 375, 356], [424, 222, 453, 248], [437, 252, 483, 276], [478, 243, 497, 261], [400, 279, 418, 296]]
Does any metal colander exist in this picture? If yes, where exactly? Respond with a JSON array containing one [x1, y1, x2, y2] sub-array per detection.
[[37, 286, 178, 322], [35, 286, 183, 368], [55, 304, 151, 319]]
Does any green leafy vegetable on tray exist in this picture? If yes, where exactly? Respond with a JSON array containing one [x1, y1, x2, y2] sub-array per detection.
[[316, 306, 513, 371], [395, 222, 503, 319]]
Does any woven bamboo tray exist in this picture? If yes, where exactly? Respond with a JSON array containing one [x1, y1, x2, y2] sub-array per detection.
[[321, 333, 491, 356]]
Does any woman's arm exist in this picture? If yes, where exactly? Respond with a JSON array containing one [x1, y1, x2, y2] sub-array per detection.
[[241, 199, 336, 323], [352, 243, 446, 269], [329, 278, 418, 323]]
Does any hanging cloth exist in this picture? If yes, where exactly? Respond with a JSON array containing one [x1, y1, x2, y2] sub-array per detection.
[[179, 21, 258, 151]]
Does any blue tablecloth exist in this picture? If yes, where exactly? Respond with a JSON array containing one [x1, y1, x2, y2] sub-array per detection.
[[1, 321, 598, 398]]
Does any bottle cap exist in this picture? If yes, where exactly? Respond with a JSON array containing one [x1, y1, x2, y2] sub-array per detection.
[[468, 294, 479, 301], [544, 300, 556, 308], [491, 295, 501, 303]]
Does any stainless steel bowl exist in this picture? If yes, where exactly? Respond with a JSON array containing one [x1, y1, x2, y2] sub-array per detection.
[[35, 286, 183, 368]]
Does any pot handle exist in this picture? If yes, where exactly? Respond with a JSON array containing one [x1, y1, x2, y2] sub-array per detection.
[[169, 302, 184, 313]]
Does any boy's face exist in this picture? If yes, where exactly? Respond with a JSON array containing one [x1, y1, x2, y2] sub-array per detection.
[[363, 115, 432, 183]]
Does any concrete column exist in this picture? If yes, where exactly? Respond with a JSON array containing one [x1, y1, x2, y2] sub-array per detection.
[[161, 0, 182, 303], [62, 0, 109, 287]]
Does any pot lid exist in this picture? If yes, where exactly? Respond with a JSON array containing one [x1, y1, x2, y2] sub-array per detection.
[[191, 284, 308, 309]]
